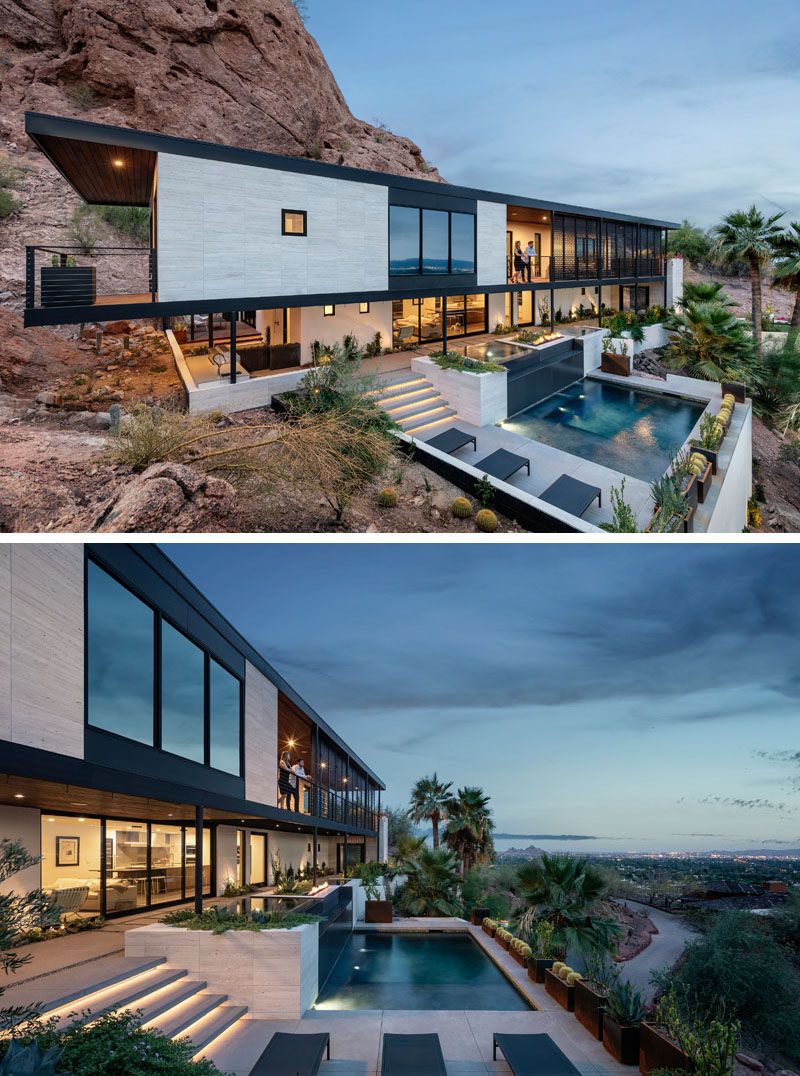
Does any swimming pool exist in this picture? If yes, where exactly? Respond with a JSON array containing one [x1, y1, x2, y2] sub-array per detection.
[[463, 340, 526, 362], [502, 378, 705, 482], [314, 932, 531, 1011]]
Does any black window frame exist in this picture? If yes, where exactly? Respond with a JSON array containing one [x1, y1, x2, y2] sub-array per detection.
[[359, 302, 370, 314], [323, 304, 335, 317], [388, 205, 476, 278], [85, 555, 244, 780], [282, 209, 307, 237]]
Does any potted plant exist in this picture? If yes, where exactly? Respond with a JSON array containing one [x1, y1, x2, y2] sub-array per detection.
[[544, 964, 581, 1011], [601, 332, 632, 376], [527, 920, 557, 984], [574, 954, 618, 1042], [721, 380, 746, 403], [172, 319, 189, 344], [508, 938, 532, 968], [690, 412, 725, 474], [640, 985, 739, 1076], [686, 451, 713, 504], [602, 980, 646, 1065], [40, 253, 97, 308], [646, 474, 694, 533], [352, 862, 392, 923], [470, 906, 491, 926], [495, 927, 512, 951], [482, 917, 498, 937]]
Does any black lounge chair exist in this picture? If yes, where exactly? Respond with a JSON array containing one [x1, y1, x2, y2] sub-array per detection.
[[381, 1033, 446, 1075], [493, 1033, 582, 1076], [475, 448, 531, 482], [249, 1031, 330, 1076], [425, 427, 477, 454], [539, 474, 601, 517]]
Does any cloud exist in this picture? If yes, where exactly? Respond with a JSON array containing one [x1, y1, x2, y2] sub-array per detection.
[[700, 795, 795, 814]]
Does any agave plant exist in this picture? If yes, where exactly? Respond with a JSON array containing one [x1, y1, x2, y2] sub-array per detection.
[[0, 1041, 68, 1076], [605, 979, 647, 1027]]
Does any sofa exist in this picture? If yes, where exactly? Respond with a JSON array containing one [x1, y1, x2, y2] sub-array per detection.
[[46, 876, 138, 913]]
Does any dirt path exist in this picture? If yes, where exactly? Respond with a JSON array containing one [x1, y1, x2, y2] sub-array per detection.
[[615, 899, 698, 1001]]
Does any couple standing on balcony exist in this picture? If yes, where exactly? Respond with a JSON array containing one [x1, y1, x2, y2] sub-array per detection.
[[279, 751, 307, 811], [511, 238, 537, 283]]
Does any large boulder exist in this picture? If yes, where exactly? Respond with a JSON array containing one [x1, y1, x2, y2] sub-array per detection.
[[0, 307, 86, 393], [92, 462, 236, 532]]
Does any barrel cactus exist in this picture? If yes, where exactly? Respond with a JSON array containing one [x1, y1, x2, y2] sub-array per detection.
[[723, 393, 735, 407], [552, 961, 566, 974], [558, 965, 573, 980], [566, 971, 583, 985], [451, 496, 472, 518], [378, 488, 398, 508], [476, 508, 498, 532], [520, 944, 532, 959]]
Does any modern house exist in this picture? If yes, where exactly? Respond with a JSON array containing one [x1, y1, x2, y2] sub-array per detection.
[[22, 112, 681, 404], [0, 544, 385, 918]]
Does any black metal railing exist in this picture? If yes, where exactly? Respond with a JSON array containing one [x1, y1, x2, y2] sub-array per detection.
[[508, 253, 666, 285], [277, 775, 378, 832], [25, 245, 156, 310]]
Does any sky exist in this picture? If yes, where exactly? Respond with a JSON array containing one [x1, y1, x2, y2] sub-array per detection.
[[301, 0, 800, 228], [164, 542, 799, 855]]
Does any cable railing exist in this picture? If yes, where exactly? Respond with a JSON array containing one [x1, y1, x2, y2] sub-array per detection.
[[277, 774, 378, 832], [25, 245, 156, 310], [507, 254, 667, 284]]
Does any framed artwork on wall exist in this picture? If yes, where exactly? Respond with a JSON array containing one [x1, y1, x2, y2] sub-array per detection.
[[56, 836, 80, 867]]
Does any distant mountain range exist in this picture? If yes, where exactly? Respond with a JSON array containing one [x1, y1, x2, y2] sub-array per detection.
[[494, 833, 597, 841]]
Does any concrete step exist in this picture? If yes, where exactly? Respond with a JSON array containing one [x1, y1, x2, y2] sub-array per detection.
[[368, 375, 428, 398], [402, 407, 458, 433], [383, 393, 444, 420], [125, 977, 208, 1026], [377, 385, 437, 409], [148, 992, 229, 1039], [187, 1003, 249, 1053], [53, 967, 189, 1027], [36, 957, 168, 1018]]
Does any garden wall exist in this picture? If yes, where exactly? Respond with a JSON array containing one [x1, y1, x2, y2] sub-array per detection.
[[411, 355, 507, 425], [125, 921, 319, 1019]]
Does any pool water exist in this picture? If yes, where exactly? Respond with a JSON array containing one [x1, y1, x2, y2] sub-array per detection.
[[502, 378, 704, 482], [464, 340, 525, 362], [314, 932, 530, 1011]]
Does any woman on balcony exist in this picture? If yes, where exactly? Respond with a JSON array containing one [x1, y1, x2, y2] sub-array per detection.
[[279, 750, 297, 811]]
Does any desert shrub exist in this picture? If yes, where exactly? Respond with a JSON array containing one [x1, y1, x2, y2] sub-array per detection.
[[460, 867, 511, 920], [161, 904, 321, 934], [93, 205, 150, 243], [107, 404, 207, 471], [67, 204, 101, 254], [655, 911, 800, 1060]]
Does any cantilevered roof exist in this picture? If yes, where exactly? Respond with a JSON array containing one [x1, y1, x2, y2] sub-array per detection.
[[27, 114, 156, 206], [26, 111, 679, 228]]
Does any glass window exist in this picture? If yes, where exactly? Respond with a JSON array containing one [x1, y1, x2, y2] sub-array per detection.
[[209, 659, 241, 775], [450, 212, 475, 273], [389, 206, 420, 275], [161, 621, 205, 764], [282, 210, 306, 236], [422, 209, 449, 274], [150, 824, 183, 904], [87, 561, 154, 745], [323, 305, 335, 316], [106, 821, 148, 910]]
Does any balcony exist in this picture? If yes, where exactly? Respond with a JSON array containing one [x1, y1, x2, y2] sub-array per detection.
[[25, 245, 156, 316], [506, 253, 667, 285]]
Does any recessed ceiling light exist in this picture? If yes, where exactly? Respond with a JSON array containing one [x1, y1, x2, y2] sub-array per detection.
[[113, 159, 124, 167], [13, 793, 24, 799], [47, 817, 55, 822], [78, 817, 85, 822]]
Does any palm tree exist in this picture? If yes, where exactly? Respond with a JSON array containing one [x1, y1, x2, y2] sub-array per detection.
[[397, 846, 462, 917], [772, 222, 800, 345], [677, 280, 738, 309], [660, 300, 751, 382], [409, 773, 452, 850], [443, 787, 495, 874], [515, 853, 622, 958], [713, 206, 784, 358]]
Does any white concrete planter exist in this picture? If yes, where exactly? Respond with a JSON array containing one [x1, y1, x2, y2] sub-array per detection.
[[412, 355, 507, 425], [125, 921, 319, 1019]]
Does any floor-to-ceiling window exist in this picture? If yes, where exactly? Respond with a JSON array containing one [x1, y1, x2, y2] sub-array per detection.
[[249, 833, 267, 886], [391, 294, 486, 347], [105, 820, 149, 910], [150, 824, 183, 904], [41, 815, 103, 915]]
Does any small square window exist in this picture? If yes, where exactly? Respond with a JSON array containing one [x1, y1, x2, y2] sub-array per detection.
[[359, 302, 370, 314], [324, 305, 335, 317], [282, 209, 307, 236]]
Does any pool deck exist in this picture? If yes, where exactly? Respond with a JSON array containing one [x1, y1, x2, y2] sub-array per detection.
[[200, 921, 624, 1076]]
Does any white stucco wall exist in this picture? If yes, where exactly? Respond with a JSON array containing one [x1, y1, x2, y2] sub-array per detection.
[[299, 301, 392, 358], [0, 806, 41, 895], [216, 826, 239, 895], [487, 292, 506, 330], [707, 404, 752, 533], [157, 153, 389, 303], [476, 201, 507, 286], [666, 258, 684, 308]]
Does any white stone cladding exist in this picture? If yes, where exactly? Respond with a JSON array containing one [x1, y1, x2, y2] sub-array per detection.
[[666, 257, 684, 308], [156, 153, 389, 302], [0, 546, 83, 757], [244, 661, 278, 807], [476, 201, 507, 286]]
